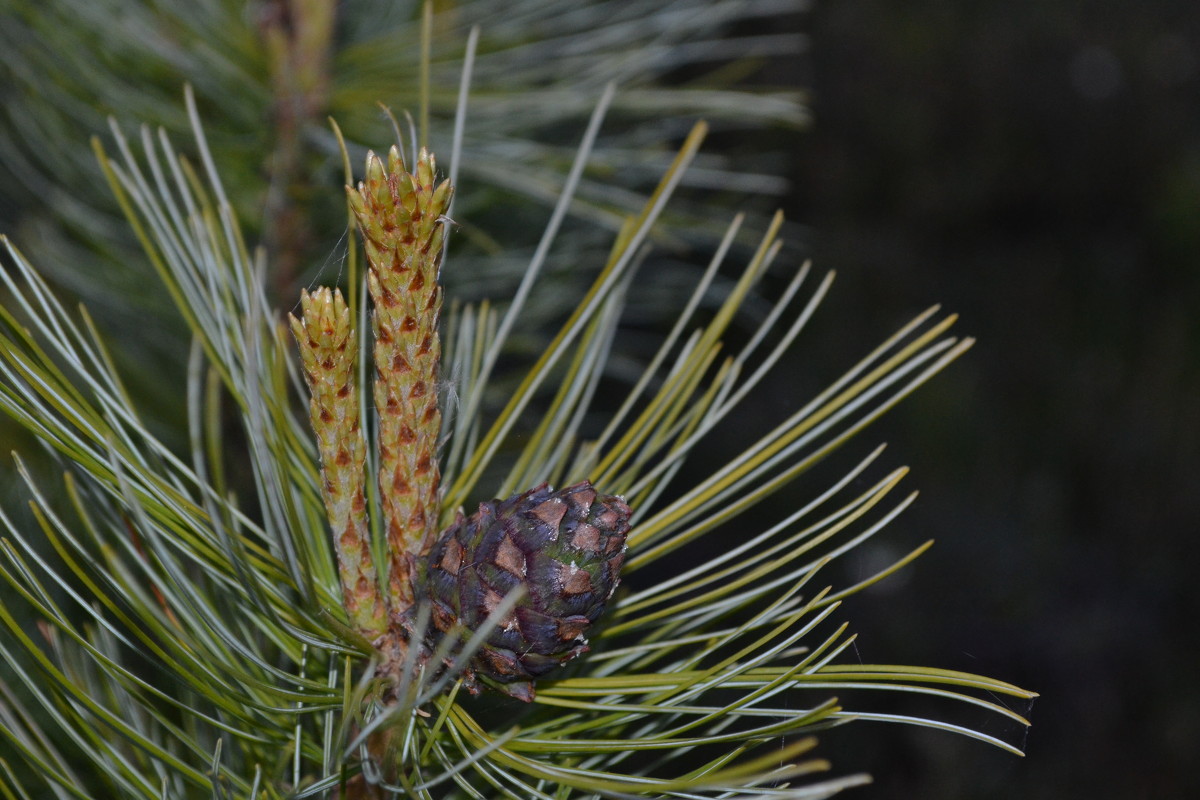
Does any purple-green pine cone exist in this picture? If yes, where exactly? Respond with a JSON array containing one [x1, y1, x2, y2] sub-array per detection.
[[418, 481, 630, 701]]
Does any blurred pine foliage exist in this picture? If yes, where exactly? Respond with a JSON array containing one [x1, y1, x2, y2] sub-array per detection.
[[0, 0, 809, 397]]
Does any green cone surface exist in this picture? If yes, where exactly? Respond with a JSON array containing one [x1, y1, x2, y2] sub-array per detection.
[[419, 481, 629, 701]]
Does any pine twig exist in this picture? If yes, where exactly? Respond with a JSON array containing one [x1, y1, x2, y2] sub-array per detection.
[[348, 147, 453, 619], [290, 286, 388, 637]]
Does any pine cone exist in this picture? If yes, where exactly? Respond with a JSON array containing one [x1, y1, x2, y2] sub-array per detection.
[[418, 481, 630, 701]]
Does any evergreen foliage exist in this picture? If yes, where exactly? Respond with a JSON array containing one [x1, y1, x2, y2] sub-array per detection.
[[0, 2, 1032, 797]]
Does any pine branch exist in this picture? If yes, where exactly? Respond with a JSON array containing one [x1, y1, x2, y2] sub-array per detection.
[[0, 20, 1035, 796]]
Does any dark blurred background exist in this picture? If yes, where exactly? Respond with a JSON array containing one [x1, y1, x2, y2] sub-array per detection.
[[788, 1, 1200, 797]]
